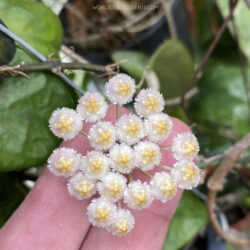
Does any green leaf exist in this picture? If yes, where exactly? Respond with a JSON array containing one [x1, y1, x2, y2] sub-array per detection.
[[0, 48, 76, 171], [217, 0, 250, 62], [163, 191, 208, 250], [149, 39, 195, 99], [189, 61, 250, 154], [0, 0, 63, 57], [0, 20, 16, 65], [111, 50, 149, 80], [0, 176, 28, 227]]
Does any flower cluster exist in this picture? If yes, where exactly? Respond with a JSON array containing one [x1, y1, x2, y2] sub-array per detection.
[[47, 73, 200, 236]]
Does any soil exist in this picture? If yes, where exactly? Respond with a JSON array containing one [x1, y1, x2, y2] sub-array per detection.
[[62, 0, 161, 53]]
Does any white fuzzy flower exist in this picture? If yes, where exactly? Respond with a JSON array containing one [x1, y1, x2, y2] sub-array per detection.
[[171, 132, 199, 160], [49, 108, 82, 140], [150, 172, 177, 202], [82, 151, 109, 180], [105, 73, 136, 105], [87, 197, 117, 228], [134, 89, 164, 117], [124, 181, 153, 210], [47, 147, 81, 177], [76, 92, 108, 123], [88, 121, 116, 150], [145, 113, 173, 143], [67, 172, 96, 200], [97, 172, 127, 202], [107, 209, 135, 236], [109, 143, 135, 174], [117, 114, 145, 145], [171, 160, 200, 190], [134, 141, 161, 171]]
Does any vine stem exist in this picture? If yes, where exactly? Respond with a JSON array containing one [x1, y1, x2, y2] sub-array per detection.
[[206, 132, 250, 246], [0, 23, 85, 95]]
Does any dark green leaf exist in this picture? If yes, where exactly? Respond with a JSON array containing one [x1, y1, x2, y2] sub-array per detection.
[[112, 50, 149, 80], [0, 20, 16, 65], [0, 176, 28, 227], [217, 0, 250, 62], [0, 49, 76, 171], [189, 61, 250, 154], [0, 0, 63, 57], [163, 191, 208, 250], [149, 39, 195, 99]]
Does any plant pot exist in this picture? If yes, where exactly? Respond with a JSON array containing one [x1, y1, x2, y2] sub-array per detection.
[[60, 0, 191, 65]]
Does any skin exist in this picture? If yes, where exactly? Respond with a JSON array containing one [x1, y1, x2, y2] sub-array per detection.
[[0, 105, 191, 250]]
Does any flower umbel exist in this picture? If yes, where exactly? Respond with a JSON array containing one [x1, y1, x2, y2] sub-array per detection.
[[47, 73, 201, 236]]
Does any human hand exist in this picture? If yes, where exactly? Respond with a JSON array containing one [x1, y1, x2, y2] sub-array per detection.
[[0, 105, 191, 250]]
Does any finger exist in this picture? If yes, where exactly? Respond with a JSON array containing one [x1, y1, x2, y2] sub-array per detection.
[[81, 117, 190, 250], [0, 105, 128, 250]]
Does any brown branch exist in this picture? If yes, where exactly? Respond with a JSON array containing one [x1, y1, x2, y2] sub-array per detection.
[[0, 61, 119, 77], [0, 64, 29, 78], [180, 0, 239, 119], [206, 132, 250, 246]]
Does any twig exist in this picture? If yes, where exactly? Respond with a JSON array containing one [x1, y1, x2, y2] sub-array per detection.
[[160, 0, 177, 38], [206, 132, 250, 246], [0, 23, 85, 95], [0, 64, 29, 78], [0, 62, 107, 74], [180, 0, 239, 111], [0, 60, 121, 78], [61, 45, 89, 64]]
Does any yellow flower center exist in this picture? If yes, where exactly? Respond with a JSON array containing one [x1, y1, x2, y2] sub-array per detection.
[[143, 95, 159, 112], [142, 147, 156, 163], [125, 120, 140, 137], [183, 141, 197, 156], [107, 181, 121, 196], [55, 116, 73, 132], [115, 81, 131, 97], [117, 153, 131, 167], [89, 158, 104, 173], [182, 165, 197, 181], [133, 190, 148, 206], [56, 157, 73, 173], [84, 97, 100, 114], [153, 120, 168, 135], [97, 130, 112, 145], [95, 207, 110, 222], [115, 220, 129, 234], [75, 182, 93, 196], [160, 180, 176, 198]]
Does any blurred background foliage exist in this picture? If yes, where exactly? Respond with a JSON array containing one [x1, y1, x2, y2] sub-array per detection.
[[0, 0, 249, 249]]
